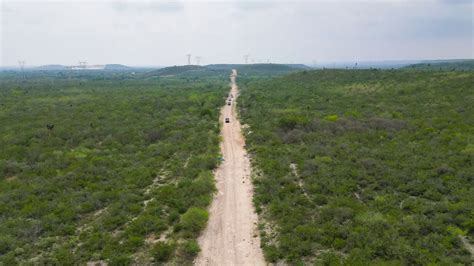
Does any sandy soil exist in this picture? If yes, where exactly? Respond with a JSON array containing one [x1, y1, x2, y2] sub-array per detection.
[[195, 70, 265, 265]]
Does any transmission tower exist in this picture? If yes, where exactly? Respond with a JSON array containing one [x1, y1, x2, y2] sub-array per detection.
[[186, 54, 191, 65], [244, 54, 249, 64], [79, 61, 87, 69], [18, 61, 26, 81], [195, 56, 201, 66]]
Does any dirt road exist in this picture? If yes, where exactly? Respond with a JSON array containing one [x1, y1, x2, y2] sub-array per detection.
[[195, 70, 265, 265]]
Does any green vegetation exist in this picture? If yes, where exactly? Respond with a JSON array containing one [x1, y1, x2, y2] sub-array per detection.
[[239, 69, 474, 264], [179, 207, 209, 237], [0, 73, 227, 264], [405, 59, 474, 71], [2, 66, 473, 265]]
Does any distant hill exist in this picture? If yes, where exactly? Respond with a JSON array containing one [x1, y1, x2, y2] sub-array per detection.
[[238, 63, 298, 71], [313, 60, 420, 69], [145, 65, 208, 77], [145, 64, 309, 78], [32, 64, 133, 71], [205, 64, 310, 71], [34, 65, 68, 71], [404, 59, 474, 71], [104, 64, 132, 70], [0, 66, 24, 71], [206, 64, 310, 71], [285, 64, 311, 69], [234, 64, 306, 77]]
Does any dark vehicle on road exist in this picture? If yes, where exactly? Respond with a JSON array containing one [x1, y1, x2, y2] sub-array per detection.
[[225, 118, 230, 123]]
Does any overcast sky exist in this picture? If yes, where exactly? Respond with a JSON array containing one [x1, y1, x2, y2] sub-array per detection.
[[1, 0, 472, 66]]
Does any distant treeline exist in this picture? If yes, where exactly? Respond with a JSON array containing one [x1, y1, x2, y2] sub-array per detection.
[[404, 59, 474, 71]]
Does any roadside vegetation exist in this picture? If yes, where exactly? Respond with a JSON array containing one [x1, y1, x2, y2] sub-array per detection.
[[239, 69, 474, 264], [0, 73, 227, 264]]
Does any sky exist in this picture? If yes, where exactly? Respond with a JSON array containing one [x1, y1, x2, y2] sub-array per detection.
[[1, 0, 472, 66]]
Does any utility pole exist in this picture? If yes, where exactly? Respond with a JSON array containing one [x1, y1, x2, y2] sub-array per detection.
[[244, 54, 249, 64], [18, 61, 26, 81], [196, 56, 201, 66], [186, 54, 191, 65]]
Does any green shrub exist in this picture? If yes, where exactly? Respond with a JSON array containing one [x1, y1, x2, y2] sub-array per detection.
[[52, 247, 75, 265], [323, 114, 339, 122], [263, 244, 281, 262], [123, 235, 144, 252], [317, 252, 342, 266], [182, 240, 200, 258], [108, 254, 132, 265], [179, 207, 209, 238], [151, 241, 176, 262], [0, 236, 14, 254], [278, 114, 309, 130]]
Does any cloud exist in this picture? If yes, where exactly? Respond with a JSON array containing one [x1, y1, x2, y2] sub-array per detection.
[[1, 3, 15, 13], [232, 1, 278, 12], [1, 0, 472, 66], [111, 0, 184, 13], [407, 17, 473, 39], [439, 0, 472, 5]]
